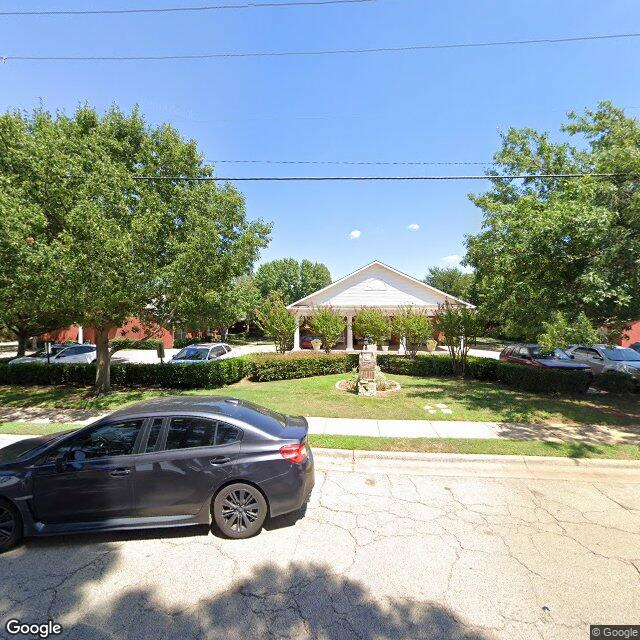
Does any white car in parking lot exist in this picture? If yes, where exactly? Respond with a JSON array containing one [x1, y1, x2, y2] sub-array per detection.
[[9, 344, 97, 366], [168, 343, 233, 364]]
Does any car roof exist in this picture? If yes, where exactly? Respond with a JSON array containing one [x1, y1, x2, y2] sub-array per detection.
[[105, 396, 286, 435], [179, 343, 227, 348]]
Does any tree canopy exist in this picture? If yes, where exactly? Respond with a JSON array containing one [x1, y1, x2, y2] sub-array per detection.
[[465, 102, 640, 340], [424, 267, 475, 303], [0, 104, 270, 391], [254, 258, 331, 305]]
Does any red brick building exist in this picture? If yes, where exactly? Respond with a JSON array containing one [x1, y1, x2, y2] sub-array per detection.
[[44, 317, 175, 348]]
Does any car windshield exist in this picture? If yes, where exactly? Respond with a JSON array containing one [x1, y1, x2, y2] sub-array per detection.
[[530, 347, 571, 360], [173, 347, 209, 361], [602, 348, 640, 362]]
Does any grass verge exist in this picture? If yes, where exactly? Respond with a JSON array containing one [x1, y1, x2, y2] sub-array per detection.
[[1, 422, 638, 459], [309, 435, 640, 459]]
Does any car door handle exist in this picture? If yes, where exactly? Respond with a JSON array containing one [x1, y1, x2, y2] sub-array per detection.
[[210, 456, 231, 465], [109, 468, 131, 477]]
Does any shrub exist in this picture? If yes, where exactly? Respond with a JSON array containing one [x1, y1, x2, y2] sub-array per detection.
[[495, 361, 592, 394], [392, 307, 433, 357], [110, 338, 163, 351], [592, 370, 637, 394], [173, 337, 200, 349], [257, 293, 297, 354], [353, 309, 390, 346], [0, 357, 249, 390], [248, 352, 358, 382], [432, 303, 483, 375], [309, 308, 345, 353], [376, 354, 590, 394]]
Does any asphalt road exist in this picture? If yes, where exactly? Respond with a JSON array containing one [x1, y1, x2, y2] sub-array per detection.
[[1, 458, 639, 640]]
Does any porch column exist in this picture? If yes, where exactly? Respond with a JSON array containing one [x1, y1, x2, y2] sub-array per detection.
[[346, 315, 354, 351], [77, 325, 84, 344], [292, 319, 301, 351]]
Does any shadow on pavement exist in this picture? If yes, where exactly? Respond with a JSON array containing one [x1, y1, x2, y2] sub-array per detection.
[[1, 539, 490, 640]]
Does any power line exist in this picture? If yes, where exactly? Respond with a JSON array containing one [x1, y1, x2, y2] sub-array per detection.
[[209, 159, 496, 166], [0, 0, 377, 17], [5, 32, 639, 62], [108, 172, 635, 181]]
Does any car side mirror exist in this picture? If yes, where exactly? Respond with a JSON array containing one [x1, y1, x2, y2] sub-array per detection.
[[569, 355, 575, 359]]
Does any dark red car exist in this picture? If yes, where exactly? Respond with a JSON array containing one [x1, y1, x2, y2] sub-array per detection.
[[499, 344, 593, 373]]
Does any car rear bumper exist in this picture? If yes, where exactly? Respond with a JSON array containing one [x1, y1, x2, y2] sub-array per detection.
[[267, 450, 315, 518]]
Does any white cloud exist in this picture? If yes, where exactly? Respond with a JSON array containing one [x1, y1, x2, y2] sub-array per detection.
[[408, 223, 420, 231], [442, 254, 462, 264], [349, 229, 361, 240]]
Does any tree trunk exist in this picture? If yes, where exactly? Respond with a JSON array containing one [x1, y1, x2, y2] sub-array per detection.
[[94, 326, 111, 395], [16, 328, 30, 357]]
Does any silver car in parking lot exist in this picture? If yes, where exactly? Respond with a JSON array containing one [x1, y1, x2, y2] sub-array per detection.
[[168, 343, 233, 365], [565, 344, 640, 380]]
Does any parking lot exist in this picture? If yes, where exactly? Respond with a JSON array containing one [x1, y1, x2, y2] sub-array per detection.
[[1, 457, 639, 640]]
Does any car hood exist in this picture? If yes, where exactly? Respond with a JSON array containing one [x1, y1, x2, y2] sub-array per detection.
[[536, 359, 591, 370], [0, 432, 71, 466], [9, 356, 46, 365]]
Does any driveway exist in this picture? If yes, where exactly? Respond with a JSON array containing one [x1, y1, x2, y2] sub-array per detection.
[[1, 456, 639, 639]]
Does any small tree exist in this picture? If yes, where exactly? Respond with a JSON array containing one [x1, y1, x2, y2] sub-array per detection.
[[538, 311, 600, 350], [309, 308, 345, 353], [257, 292, 297, 354], [432, 303, 483, 375], [392, 306, 433, 358], [353, 308, 390, 347]]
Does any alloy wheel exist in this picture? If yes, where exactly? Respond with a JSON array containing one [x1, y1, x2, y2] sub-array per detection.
[[221, 488, 261, 533], [0, 506, 16, 545]]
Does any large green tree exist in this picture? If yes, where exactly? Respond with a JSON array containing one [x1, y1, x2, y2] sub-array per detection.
[[424, 267, 475, 303], [0, 105, 270, 392], [465, 102, 640, 340], [255, 258, 331, 305]]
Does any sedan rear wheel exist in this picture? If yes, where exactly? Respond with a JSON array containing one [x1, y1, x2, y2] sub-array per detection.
[[213, 483, 267, 539], [0, 500, 22, 553]]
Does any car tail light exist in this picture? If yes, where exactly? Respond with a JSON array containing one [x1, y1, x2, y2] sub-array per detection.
[[279, 443, 308, 464]]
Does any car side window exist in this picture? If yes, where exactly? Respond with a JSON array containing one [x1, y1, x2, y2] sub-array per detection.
[[164, 417, 240, 450], [517, 346, 530, 358], [45, 420, 144, 463], [574, 348, 589, 356], [212, 346, 226, 358], [165, 417, 218, 450], [216, 422, 240, 445]]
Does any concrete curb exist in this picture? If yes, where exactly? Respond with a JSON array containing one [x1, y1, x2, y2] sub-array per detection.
[[312, 447, 640, 482]]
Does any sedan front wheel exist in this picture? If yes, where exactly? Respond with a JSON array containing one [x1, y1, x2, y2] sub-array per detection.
[[213, 483, 267, 539], [0, 500, 22, 553]]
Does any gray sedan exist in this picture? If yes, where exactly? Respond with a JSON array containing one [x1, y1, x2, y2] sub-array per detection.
[[168, 343, 232, 365], [566, 344, 640, 379]]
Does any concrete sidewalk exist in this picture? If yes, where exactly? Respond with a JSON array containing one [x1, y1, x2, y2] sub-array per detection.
[[307, 416, 640, 445]]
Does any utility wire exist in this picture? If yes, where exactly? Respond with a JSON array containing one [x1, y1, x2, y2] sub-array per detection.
[[209, 159, 496, 165], [5, 32, 639, 62], [79, 172, 635, 181], [0, 0, 377, 16]]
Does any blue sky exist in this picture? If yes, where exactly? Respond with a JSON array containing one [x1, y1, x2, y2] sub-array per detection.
[[1, 0, 638, 281]]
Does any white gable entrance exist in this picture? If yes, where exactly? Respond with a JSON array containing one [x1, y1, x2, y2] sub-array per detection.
[[287, 261, 473, 352]]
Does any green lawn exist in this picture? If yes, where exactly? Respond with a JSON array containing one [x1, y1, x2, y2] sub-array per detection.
[[0, 373, 638, 426], [310, 435, 640, 460], [1, 423, 637, 459]]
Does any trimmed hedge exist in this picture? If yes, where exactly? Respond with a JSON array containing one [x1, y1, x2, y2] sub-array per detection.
[[110, 338, 164, 351], [376, 354, 591, 394], [248, 352, 359, 382], [0, 357, 249, 390], [592, 370, 637, 394], [0, 352, 592, 395]]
